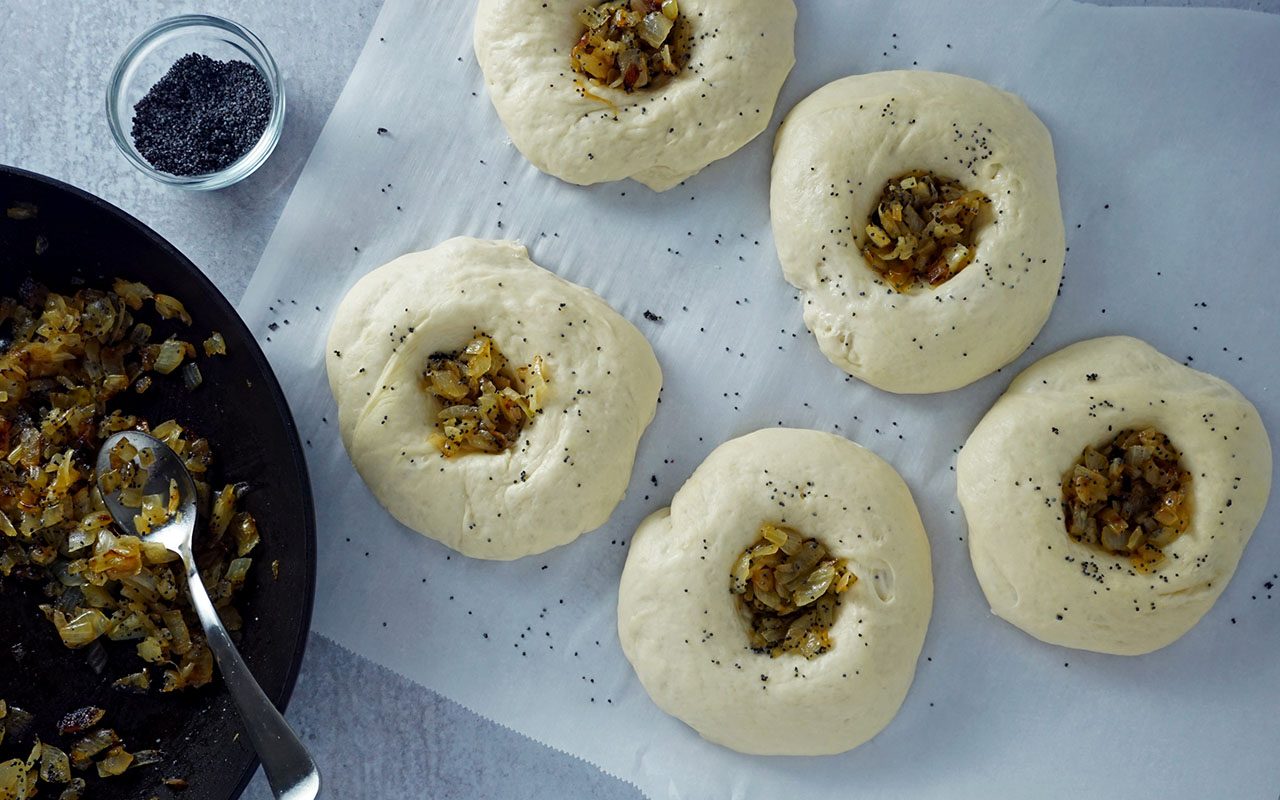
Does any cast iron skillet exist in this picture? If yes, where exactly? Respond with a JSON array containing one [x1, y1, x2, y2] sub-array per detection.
[[0, 164, 316, 800]]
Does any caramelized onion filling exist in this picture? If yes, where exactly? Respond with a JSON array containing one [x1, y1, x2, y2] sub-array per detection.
[[861, 170, 988, 291], [570, 0, 687, 92], [1062, 427, 1191, 571], [424, 334, 548, 457], [730, 523, 856, 659]]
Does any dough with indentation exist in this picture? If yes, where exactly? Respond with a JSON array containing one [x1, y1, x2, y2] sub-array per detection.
[[958, 336, 1272, 655], [771, 70, 1065, 393], [618, 427, 933, 755], [327, 237, 662, 560], [474, 0, 796, 190]]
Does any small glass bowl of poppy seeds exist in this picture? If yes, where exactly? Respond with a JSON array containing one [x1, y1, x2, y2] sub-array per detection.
[[107, 15, 284, 190]]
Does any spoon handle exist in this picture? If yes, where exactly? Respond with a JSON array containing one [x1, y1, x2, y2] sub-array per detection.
[[183, 552, 321, 799]]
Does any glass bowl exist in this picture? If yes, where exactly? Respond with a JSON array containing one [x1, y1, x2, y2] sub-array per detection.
[[106, 14, 285, 191]]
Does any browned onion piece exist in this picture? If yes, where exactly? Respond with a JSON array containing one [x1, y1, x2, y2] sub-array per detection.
[[423, 334, 548, 459], [730, 523, 857, 659], [569, 0, 687, 92], [1061, 427, 1191, 571], [861, 171, 988, 292]]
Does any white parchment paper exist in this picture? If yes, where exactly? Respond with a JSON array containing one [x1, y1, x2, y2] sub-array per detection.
[[240, 2, 1280, 797]]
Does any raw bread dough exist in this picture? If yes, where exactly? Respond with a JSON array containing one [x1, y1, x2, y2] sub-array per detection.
[[771, 71, 1065, 394], [473, 0, 796, 190], [326, 237, 662, 560], [958, 336, 1272, 655], [618, 428, 933, 755]]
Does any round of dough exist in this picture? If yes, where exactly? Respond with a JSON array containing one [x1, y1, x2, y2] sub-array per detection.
[[473, 0, 796, 191], [958, 336, 1272, 655], [326, 237, 662, 560], [770, 71, 1065, 394], [618, 428, 933, 755]]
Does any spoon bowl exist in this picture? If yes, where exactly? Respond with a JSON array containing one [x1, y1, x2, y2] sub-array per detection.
[[96, 430, 199, 557]]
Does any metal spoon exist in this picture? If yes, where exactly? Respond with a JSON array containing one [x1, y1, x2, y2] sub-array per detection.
[[97, 430, 320, 800]]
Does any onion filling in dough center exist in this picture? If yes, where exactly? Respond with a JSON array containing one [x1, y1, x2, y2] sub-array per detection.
[[570, 0, 689, 93], [1061, 426, 1192, 572], [730, 522, 857, 659], [423, 333, 549, 458], [861, 170, 989, 292]]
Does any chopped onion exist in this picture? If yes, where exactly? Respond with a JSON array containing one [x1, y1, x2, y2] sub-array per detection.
[[79, 294, 117, 338], [111, 279, 153, 309], [202, 331, 227, 356], [136, 636, 164, 663], [88, 531, 143, 579], [0, 758, 34, 800], [132, 493, 169, 534], [39, 743, 71, 784], [792, 561, 837, 607], [152, 338, 186, 375], [162, 609, 192, 655], [182, 362, 203, 391], [68, 729, 119, 770], [425, 335, 546, 458], [0, 278, 263, 723], [209, 483, 239, 539], [577, 5, 609, 27], [225, 557, 252, 588], [1061, 427, 1190, 569], [112, 671, 151, 694], [153, 294, 192, 325], [95, 746, 133, 778], [131, 749, 165, 767], [861, 171, 987, 291], [232, 512, 260, 557], [107, 611, 149, 641], [152, 419, 184, 448], [141, 539, 178, 564], [52, 609, 110, 648], [571, 0, 683, 91], [129, 322, 153, 345], [638, 11, 673, 48], [760, 524, 787, 548]]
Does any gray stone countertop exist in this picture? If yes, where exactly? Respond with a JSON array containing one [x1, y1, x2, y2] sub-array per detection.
[[2, 1, 1276, 798]]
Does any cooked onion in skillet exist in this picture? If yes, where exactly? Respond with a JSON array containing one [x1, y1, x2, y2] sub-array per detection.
[[0, 700, 163, 795], [0, 278, 254, 691]]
